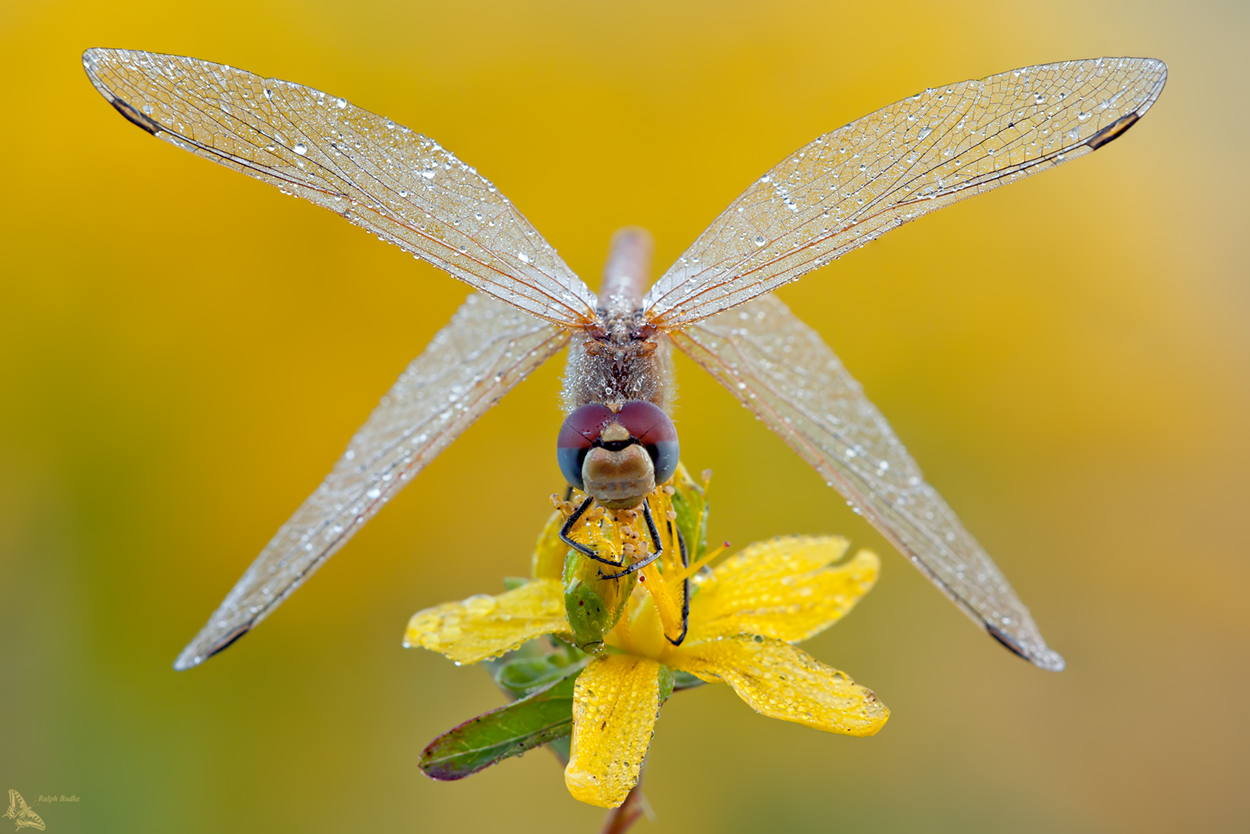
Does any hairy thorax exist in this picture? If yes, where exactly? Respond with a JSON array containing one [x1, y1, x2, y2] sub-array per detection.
[[560, 308, 674, 413]]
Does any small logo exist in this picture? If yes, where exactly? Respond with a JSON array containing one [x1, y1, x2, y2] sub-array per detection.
[[2, 791, 44, 831]]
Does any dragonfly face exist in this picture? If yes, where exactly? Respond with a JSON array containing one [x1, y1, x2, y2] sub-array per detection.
[[557, 400, 680, 509], [81, 49, 1166, 672]]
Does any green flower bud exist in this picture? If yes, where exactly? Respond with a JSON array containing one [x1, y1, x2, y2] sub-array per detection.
[[562, 548, 637, 653]]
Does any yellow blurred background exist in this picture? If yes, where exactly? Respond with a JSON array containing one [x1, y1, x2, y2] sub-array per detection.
[[2, 0, 1246, 831]]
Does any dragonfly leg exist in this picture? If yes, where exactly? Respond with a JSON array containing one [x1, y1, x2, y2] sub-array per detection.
[[559, 496, 625, 568], [598, 497, 665, 579], [665, 525, 690, 646], [598, 547, 660, 579]]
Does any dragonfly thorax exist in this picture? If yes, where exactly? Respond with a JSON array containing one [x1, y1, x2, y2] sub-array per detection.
[[560, 307, 674, 410]]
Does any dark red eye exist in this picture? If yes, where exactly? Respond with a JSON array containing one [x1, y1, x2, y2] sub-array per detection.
[[556, 403, 616, 489], [615, 401, 680, 485], [614, 401, 676, 444]]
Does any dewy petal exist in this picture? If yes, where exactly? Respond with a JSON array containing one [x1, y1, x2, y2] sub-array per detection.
[[531, 509, 568, 580], [670, 635, 888, 737], [404, 579, 567, 664], [689, 537, 879, 644], [564, 655, 665, 808]]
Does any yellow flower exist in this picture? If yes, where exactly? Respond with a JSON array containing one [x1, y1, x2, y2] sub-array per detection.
[[406, 533, 888, 808]]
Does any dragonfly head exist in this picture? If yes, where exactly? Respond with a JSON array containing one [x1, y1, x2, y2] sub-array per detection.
[[557, 401, 679, 509]]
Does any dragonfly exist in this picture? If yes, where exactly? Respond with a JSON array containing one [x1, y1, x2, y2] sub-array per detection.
[[83, 49, 1166, 673]]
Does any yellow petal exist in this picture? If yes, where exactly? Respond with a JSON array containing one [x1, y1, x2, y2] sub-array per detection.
[[564, 655, 665, 808], [689, 537, 878, 643], [637, 558, 688, 645], [403, 579, 566, 664], [531, 509, 569, 580], [670, 635, 888, 736]]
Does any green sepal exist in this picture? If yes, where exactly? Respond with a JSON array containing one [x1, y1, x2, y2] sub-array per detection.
[[673, 670, 705, 691], [657, 665, 675, 703], [501, 576, 529, 591], [671, 477, 709, 564], [420, 667, 581, 780]]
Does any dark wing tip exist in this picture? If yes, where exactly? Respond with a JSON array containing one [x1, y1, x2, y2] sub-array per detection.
[[106, 96, 162, 135], [1082, 57, 1168, 152], [986, 623, 1066, 672], [1086, 112, 1141, 150], [82, 48, 163, 136], [985, 622, 1030, 659], [172, 624, 252, 671]]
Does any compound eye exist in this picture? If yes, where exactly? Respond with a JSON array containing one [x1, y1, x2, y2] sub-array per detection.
[[615, 401, 680, 485], [556, 403, 616, 489]]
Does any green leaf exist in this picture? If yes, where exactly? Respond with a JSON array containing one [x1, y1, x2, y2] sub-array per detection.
[[493, 651, 586, 695], [420, 671, 579, 780]]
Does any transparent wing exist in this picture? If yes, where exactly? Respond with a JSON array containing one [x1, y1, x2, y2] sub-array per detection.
[[174, 294, 569, 670], [645, 57, 1166, 328], [670, 294, 1064, 670], [83, 48, 598, 327]]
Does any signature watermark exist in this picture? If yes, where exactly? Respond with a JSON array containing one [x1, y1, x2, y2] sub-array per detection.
[[3, 789, 80, 831]]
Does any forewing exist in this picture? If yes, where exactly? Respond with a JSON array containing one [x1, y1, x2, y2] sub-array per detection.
[[83, 48, 597, 326], [645, 57, 1166, 327], [174, 294, 569, 670], [670, 294, 1064, 670]]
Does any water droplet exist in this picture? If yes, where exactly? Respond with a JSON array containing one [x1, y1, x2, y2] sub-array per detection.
[[336, 97, 347, 109], [753, 235, 766, 247], [293, 143, 307, 155], [464, 594, 497, 615]]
